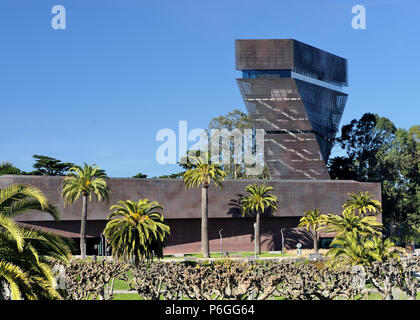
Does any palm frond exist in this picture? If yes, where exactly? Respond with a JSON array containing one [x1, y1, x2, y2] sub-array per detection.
[[104, 199, 170, 264]]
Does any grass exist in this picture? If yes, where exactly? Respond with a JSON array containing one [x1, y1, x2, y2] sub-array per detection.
[[112, 293, 143, 300], [113, 269, 133, 291], [113, 278, 131, 291]]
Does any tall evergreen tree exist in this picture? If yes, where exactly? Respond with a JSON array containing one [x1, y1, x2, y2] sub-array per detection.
[[208, 109, 269, 180], [240, 184, 278, 254], [62, 164, 110, 259], [328, 115, 419, 245], [183, 153, 226, 258], [31, 155, 74, 176]]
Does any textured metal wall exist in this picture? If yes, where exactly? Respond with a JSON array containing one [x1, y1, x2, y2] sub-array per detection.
[[0, 176, 380, 221], [237, 78, 331, 179], [235, 39, 347, 86], [293, 40, 348, 86], [294, 79, 348, 161], [236, 39, 294, 70], [0, 176, 381, 253], [236, 39, 348, 180]]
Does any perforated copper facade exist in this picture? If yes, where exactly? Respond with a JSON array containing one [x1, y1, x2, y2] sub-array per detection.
[[236, 39, 348, 180], [0, 175, 381, 253]]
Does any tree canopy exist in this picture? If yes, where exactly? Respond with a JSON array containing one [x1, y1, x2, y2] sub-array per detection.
[[0, 162, 23, 176], [132, 172, 148, 179], [328, 113, 420, 245], [31, 155, 74, 176]]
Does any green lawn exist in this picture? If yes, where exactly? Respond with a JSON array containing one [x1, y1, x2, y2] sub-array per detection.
[[113, 269, 133, 291], [112, 293, 143, 300]]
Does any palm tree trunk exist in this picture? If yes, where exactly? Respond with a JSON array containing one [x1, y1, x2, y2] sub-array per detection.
[[80, 194, 88, 260], [201, 186, 210, 258], [313, 229, 318, 254], [255, 212, 261, 254]]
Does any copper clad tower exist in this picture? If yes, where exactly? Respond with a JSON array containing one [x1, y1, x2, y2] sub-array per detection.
[[236, 39, 348, 179]]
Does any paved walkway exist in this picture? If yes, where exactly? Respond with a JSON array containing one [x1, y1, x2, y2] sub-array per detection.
[[113, 290, 135, 294]]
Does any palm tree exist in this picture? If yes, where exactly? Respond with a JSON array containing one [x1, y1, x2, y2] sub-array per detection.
[[321, 209, 383, 238], [327, 230, 373, 266], [0, 260, 29, 300], [0, 223, 71, 299], [0, 184, 59, 219], [62, 163, 110, 260], [343, 191, 382, 217], [0, 184, 70, 300], [327, 231, 400, 267], [183, 152, 226, 258], [103, 199, 170, 264], [298, 209, 325, 254], [364, 236, 400, 263], [240, 184, 278, 255]]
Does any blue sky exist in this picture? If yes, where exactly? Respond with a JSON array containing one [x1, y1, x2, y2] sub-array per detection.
[[1, 0, 419, 177]]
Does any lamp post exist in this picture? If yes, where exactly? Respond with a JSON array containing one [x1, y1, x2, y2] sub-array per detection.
[[100, 233, 106, 257], [281, 228, 286, 255], [219, 229, 223, 257]]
